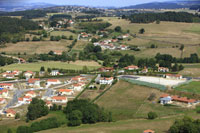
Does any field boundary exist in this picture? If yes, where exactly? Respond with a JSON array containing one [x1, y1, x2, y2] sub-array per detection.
[[172, 79, 193, 89]]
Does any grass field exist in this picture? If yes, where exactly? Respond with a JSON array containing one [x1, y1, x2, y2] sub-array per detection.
[[0, 61, 101, 71], [179, 63, 200, 77], [50, 31, 77, 39], [174, 81, 200, 94], [0, 40, 72, 55]]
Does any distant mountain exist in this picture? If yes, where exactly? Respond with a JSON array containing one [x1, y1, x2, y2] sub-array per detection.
[[0, 3, 56, 12], [120, 0, 200, 9]]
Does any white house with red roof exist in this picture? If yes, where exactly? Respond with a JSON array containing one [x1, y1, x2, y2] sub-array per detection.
[[0, 89, 8, 98], [72, 82, 85, 91], [18, 96, 32, 104], [165, 74, 183, 80], [71, 76, 86, 83], [50, 70, 60, 76], [25, 91, 36, 98], [51, 96, 68, 103], [119, 45, 128, 50], [27, 78, 40, 87], [99, 77, 114, 85], [0, 83, 14, 90], [58, 89, 74, 95], [46, 79, 61, 87], [158, 67, 169, 72], [24, 71, 34, 80], [0, 98, 6, 104], [5, 109, 16, 118], [124, 65, 139, 70], [53, 50, 63, 55], [2, 72, 15, 79]]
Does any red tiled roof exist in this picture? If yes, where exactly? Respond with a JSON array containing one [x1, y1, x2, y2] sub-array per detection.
[[143, 129, 155, 133], [100, 77, 113, 81], [59, 89, 73, 92], [28, 78, 40, 84], [52, 96, 67, 100], [171, 95, 196, 103], [0, 89, 8, 94], [160, 94, 170, 98], [0, 83, 13, 86], [25, 71, 34, 74], [124, 65, 138, 69], [6, 109, 16, 115], [166, 74, 182, 77], [0, 98, 5, 102], [26, 91, 36, 95], [47, 79, 59, 82]]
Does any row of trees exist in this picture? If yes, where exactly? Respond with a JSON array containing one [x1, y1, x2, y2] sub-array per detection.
[[128, 12, 200, 23], [78, 22, 111, 33], [64, 99, 112, 126], [0, 55, 16, 66], [16, 117, 61, 133]]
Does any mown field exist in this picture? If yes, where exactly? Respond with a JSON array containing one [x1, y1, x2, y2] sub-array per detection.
[[174, 81, 200, 94], [0, 61, 101, 71], [0, 40, 72, 55]]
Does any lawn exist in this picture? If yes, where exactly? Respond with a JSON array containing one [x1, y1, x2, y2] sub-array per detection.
[[0, 40, 72, 55], [0, 61, 101, 71], [174, 81, 200, 94]]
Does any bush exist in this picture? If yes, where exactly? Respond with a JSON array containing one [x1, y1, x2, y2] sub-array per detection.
[[148, 111, 158, 119], [68, 110, 83, 126], [17, 126, 33, 133], [15, 113, 20, 119]]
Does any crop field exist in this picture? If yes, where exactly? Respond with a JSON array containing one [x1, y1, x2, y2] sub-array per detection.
[[0, 40, 72, 55], [174, 81, 200, 94], [0, 61, 101, 71]]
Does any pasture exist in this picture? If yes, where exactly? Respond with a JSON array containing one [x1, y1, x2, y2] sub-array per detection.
[[0, 61, 101, 71], [174, 81, 200, 94]]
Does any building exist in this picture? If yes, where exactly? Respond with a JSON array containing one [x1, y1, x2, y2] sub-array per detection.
[[143, 129, 155, 133], [5, 109, 16, 118], [24, 71, 34, 80], [53, 50, 63, 55], [98, 67, 114, 72], [0, 98, 6, 104], [18, 96, 32, 104], [50, 70, 60, 76], [99, 77, 114, 85], [0, 89, 8, 98], [0, 83, 14, 90], [160, 96, 172, 105], [119, 45, 128, 50], [28, 78, 40, 87], [58, 89, 74, 95], [141, 67, 148, 73], [124, 65, 139, 70], [158, 67, 169, 72], [25, 91, 36, 98], [72, 83, 85, 91], [46, 79, 61, 86], [2, 72, 15, 79], [71, 76, 86, 82], [165, 74, 183, 80], [51, 96, 68, 103], [46, 101, 53, 109]]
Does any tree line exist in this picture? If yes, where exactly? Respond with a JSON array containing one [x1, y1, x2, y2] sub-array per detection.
[[127, 12, 200, 23]]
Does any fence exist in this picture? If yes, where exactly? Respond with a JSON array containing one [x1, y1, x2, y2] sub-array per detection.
[[119, 77, 167, 91]]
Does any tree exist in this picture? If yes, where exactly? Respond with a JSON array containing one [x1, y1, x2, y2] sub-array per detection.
[[52, 104, 58, 111], [139, 28, 145, 34], [40, 66, 45, 72], [16, 126, 33, 133], [7, 129, 12, 133], [114, 26, 122, 32], [148, 111, 157, 119], [69, 35, 73, 40], [156, 19, 160, 24], [150, 44, 156, 48], [180, 44, 184, 59], [68, 110, 83, 126], [26, 98, 49, 120], [15, 113, 20, 119]]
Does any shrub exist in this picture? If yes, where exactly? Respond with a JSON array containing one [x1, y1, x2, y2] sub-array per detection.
[[148, 111, 158, 119]]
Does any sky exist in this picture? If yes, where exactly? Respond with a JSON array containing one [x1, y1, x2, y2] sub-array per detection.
[[0, 0, 169, 7]]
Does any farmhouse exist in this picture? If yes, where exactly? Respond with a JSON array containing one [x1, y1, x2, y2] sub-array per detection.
[[51, 96, 68, 103], [25, 91, 36, 98], [98, 67, 114, 72], [124, 65, 139, 70], [47, 79, 61, 86], [5, 109, 16, 118], [58, 89, 74, 95], [0, 83, 14, 90], [0, 98, 6, 104], [158, 67, 169, 72], [165, 74, 183, 79], [99, 77, 114, 85], [0, 89, 8, 98], [27, 78, 40, 87]]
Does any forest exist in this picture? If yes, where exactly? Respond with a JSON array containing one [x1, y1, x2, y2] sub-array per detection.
[[127, 12, 200, 23]]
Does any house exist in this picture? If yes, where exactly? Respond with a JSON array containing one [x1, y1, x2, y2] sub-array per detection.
[[5, 109, 16, 118], [68, 20, 74, 25], [165, 74, 183, 80], [99, 77, 114, 85], [24, 71, 34, 80], [71, 76, 86, 82], [19, 58, 26, 63], [160, 96, 172, 105], [46, 79, 61, 86], [171, 95, 197, 105], [158, 67, 169, 72], [0, 98, 6, 104], [58, 89, 74, 95], [13, 70, 21, 76], [2, 72, 15, 79], [46, 101, 53, 109], [51, 96, 68, 103], [72, 83, 85, 91], [119, 45, 128, 50], [25, 91, 36, 98], [141, 67, 148, 73], [28, 78, 40, 87], [0, 83, 14, 90], [18, 96, 32, 104], [124, 65, 139, 70], [143, 129, 155, 133], [122, 34, 129, 39], [53, 50, 63, 55], [0, 89, 8, 97], [50, 70, 60, 76], [98, 67, 114, 72]]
